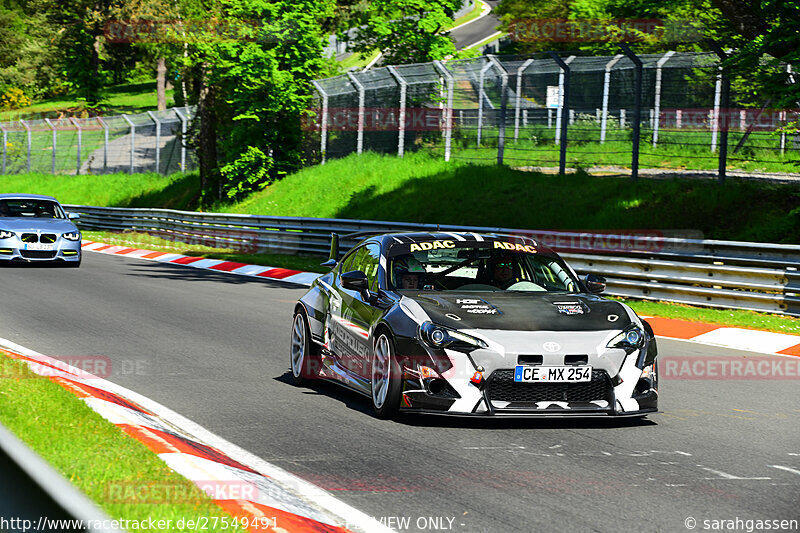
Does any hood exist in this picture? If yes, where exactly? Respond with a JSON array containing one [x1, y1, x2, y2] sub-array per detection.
[[409, 291, 632, 331], [0, 218, 79, 233]]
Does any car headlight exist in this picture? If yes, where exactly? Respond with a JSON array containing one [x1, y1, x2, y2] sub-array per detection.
[[62, 232, 81, 241], [0, 230, 13, 239], [607, 324, 645, 351], [419, 321, 488, 351]]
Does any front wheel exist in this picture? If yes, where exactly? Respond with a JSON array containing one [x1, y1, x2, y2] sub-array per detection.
[[371, 332, 402, 419], [290, 310, 320, 386]]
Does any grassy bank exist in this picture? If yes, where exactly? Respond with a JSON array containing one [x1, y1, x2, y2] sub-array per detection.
[[228, 151, 800, 244], [0, 352, 244, 530]]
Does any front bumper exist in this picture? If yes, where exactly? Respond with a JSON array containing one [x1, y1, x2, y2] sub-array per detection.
[[0, 238, 81, 263]]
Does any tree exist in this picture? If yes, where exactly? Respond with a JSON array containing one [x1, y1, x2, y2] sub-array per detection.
[[351, 0, 463, 65], [179, 0, 335, 204]]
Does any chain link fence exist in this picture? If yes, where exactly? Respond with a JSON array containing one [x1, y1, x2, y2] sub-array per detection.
[[0, 106, 197, 176], [308, 52, 800, 179]]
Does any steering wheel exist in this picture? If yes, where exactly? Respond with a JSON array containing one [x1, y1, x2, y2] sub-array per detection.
[[505, 281, 546, 291]]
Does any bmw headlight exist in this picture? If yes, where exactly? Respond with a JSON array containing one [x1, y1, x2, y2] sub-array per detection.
[[0, 230, 13, 240], [419, 322, 488, 351], [607, 324, 645, 351], [62, 232, 81, 241]]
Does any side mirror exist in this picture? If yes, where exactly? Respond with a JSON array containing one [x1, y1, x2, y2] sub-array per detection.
[[341, 270, 369, 292], [585, 274, 606, 294], [67, 212, 80, 220]]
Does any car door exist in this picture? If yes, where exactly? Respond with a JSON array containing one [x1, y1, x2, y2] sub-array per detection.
[[330, 243, 384, 380]]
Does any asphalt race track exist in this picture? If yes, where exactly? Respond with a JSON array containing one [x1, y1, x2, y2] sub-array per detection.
[[1, 253, 799, 533]]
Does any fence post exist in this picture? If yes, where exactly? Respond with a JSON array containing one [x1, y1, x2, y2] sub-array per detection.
[[709, 43, 730, 184], [711, 68, 722, 153], [173, 108, 187, 172], [147, 111, 161, 174], [433, 60, 454, 162], [346, 72, 365, 154], [477, 60, 493, 147], [554, 55, 575, 146], [121, 114, 135, 174], [514, 59, 534, 142], [45, 118, 56, 174], [0, 123, 6, 174], [97, 117, 109, 173], [548, 52, 571, 175], [388, 66, 407, 158], [20, 120, 31, 173], [652, 51, 675, 148], [488, 56, 508, 165], [618, 44, 642, 181], [69, 117, 81, 175]]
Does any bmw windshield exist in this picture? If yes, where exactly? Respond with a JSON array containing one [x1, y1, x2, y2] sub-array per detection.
[[388, 238, 580, 293]]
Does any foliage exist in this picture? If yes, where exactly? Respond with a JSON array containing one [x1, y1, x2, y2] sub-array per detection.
[[0, 86, 31, 110], [350, 0, 463, 64], [220, 145, 274, 200]]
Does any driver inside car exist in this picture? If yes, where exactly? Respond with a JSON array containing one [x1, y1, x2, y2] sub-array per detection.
[[490, 253, 522, 289], [392, 255, 426, 290]]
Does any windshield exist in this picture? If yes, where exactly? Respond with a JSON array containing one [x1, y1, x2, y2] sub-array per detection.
[[0, 199, 66, 219], [388, 239, 579, 293]]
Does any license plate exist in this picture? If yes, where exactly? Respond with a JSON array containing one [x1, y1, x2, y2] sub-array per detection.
[[514, 365, 592, 383], [25, 243, 54, 251]]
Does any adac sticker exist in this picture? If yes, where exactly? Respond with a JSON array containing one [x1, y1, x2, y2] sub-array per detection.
[[409, 240, 455, 252], [455, 298, 502, 315], [554, 302, 584, 315], [493, 241, 537, 253]]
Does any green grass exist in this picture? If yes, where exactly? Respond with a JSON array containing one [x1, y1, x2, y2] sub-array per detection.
[[0, 171, 200, 210], [225, 151, 800, 244], [0, 81, 174, 121], [445, 0, 485, 30], [0, 352, 245, 530], [338, 50, 382, 71]]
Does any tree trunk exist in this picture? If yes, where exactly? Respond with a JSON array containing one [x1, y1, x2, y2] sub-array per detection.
[[197, 68, 221, 205], [156, 57, 167, 111]]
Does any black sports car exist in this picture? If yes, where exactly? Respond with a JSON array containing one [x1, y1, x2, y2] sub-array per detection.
[[291, 232, 658, 418]]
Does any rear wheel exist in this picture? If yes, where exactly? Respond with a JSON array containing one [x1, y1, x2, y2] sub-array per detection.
[[371, 332, 402, 419], [290, 310, 320, 386]]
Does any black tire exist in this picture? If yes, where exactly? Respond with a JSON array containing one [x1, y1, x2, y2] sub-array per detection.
[[289, 309, 321, 386], [370, 332, 402, 419]]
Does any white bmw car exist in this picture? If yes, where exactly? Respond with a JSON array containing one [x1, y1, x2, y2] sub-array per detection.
[[0, 194, 82, 266]]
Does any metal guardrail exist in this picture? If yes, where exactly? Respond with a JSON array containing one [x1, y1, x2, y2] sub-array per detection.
[[65, 205, 800, 316], [0, 421, 125, 533]]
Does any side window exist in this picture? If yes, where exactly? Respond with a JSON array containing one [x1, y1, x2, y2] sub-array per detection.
[[340, 243, 381, 292], [339, 247, 363, 274]]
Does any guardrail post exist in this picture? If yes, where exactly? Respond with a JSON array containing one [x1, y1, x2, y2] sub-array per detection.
[[173, 108, 187, 172], [70, 117, 82, 175], [0, 123, 6, 174], [618, 44, 642, 181], [652, 51, 674, 148], [45, 118, 57, 174], [477, 60, 492, 147], [548, 52, 571, 175], [20, 119, 31, 172], [121, 114, 135, 174], [311, 81, 328, 164], [346, 72, 365, 154], [147, 111, 161, 173], [97, 117, 109, 173], [433, 60, 454, 162], [514, 59, 534, 142], [488, 55, 508, 165], [387, 66, 407, 157], [554, 55, 575, 146]]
